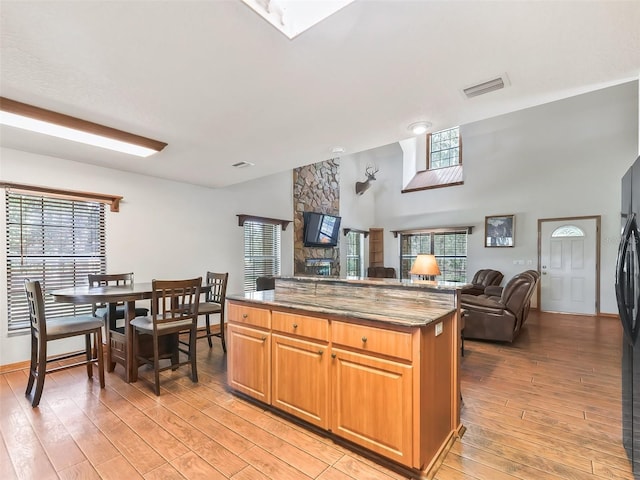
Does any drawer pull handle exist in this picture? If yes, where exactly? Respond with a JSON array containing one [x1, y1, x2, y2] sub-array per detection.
[[242, 313, 248, 319], [317, 350, 323, 356], [292, 323, 298, 329], [331, 353, 337, 359], [361, 336, 368, 343], [261, 336, 267, 341]]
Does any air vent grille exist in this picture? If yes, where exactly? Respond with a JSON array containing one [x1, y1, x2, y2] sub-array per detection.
[[463, 77, 505, 98], [232, 161, 255, 168]]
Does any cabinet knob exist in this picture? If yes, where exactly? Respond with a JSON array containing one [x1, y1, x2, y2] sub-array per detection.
[[317, 350, 323, 356], [331, 353, 337, 359], [242, 313, 248, 319], [292, 323, 298, 329], [361, 336, 368, 343], [261, 336, 267, 341]]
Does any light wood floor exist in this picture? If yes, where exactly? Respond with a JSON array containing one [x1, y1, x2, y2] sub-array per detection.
[[0, 311, 633, 479]]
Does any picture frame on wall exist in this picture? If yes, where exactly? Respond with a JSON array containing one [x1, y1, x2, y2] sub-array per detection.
[[485, 214, 515, 247]]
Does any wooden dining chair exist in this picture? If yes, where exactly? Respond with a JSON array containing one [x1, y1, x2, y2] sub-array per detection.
[[24, 280, 105, 407], [131, 277, 201, 395], [88, 272, 149, 324], [195, 272, 229, 352]]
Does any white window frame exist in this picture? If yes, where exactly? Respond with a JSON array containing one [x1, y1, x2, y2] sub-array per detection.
[[243, 220, 281, 292], [345, 231, 364, 277], [400, 230, 468, 282]]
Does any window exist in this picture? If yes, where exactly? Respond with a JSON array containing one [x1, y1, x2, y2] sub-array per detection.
[[345, 231, 364, 277], [402, 126, 463, 192], [400, 230, 467, 282], [552, 225, 585, 237], [244, 220, 281, 292], [428, 126, 461, 169], [6, 191, 106, 331]]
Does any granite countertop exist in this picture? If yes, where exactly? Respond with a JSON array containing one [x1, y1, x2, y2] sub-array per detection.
[[226, 289, 456, 327], [277, 275, 468, 292]]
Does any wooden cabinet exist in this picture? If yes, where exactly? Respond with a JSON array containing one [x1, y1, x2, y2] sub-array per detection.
[[331, 348, 413, 464], [227, 303, 271, 403], [369, 228, 384, 268], [271, 311, 330, 429], [227, 299, 459, 477], [331, 320, 414, 465]]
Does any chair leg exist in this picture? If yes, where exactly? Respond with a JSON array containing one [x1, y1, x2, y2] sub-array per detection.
[[32, 336, 47, 408], [205, 314, 212, 349], [131, 328, 139, 382], [95, 329, 105, 388], [25, 332, 37, 397], [153, 336, 161, 396], [85, 333, 93, 379], [219, 314, 226, 353], [190, 326, 198, 383]]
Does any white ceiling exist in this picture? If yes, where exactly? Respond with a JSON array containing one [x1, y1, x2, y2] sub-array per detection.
[[1, 1, 639, 188]]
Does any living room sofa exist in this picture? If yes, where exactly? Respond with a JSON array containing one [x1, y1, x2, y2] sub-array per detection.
[[460, 270, 538, 342]]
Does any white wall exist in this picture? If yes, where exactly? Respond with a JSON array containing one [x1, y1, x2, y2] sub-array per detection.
[[1, 81, 637, 365], [372, 81, 639, 314], [0, 148, 293, 365]]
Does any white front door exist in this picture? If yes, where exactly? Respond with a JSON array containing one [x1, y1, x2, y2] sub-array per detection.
[[540, 218, 597, 314]]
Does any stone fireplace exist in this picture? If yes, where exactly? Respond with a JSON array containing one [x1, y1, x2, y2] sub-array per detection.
[[293, 159, 340, 276]]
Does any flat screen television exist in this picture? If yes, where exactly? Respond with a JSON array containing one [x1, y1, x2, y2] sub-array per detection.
[[303, 212, 341, 247]]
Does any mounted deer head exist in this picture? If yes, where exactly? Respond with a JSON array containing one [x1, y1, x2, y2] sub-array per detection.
[[355, 165, 379, 196]]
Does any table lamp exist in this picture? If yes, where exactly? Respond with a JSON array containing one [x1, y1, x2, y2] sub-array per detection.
[[409, 254, 441, 281]]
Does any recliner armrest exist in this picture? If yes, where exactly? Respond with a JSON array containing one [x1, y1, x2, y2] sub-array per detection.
[[484, 285, 503, 297], [461, 294, 505, 312]]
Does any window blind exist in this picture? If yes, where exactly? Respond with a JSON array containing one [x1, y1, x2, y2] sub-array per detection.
[[400, 231, 467, 282], [243, 220, 281, 292], [6, 191, 106, 330]]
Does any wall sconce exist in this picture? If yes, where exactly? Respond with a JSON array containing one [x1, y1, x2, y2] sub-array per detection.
[[355, 165, 379, 196], [0, 97, 167, 157], [409, 254, 441, 281]]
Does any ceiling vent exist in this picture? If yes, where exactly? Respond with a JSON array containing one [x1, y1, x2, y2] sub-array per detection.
[[463, 76, 506, 99], [232, 161, 255, 168]]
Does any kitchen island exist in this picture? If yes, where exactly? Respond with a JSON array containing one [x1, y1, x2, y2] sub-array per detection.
[[226, 276, 465, 479]]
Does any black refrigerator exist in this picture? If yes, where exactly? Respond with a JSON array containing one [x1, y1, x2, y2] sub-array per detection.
[[616, 155, 640, 476]]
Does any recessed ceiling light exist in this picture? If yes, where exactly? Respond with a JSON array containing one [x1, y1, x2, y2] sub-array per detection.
[[408, 121, 432, 135], [0, 97, 167, 157], [331, 146, 345, 155]]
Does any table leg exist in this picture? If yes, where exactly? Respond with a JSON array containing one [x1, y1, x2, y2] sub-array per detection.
[[125, 301, 136, 383], [106, 303, 117, 372]]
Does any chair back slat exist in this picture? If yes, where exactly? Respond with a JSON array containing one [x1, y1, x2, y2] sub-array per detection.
[[24, 279, 46, 336], [88, 272, 135, 314], [206, 272, 228, 304], [152, 278, 202, 327]]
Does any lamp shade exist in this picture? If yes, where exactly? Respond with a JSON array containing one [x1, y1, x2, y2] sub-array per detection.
[[409, 254, 441, 277]]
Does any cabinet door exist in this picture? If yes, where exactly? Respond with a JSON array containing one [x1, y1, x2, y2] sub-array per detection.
[[227, 323, 271, 403], [272, 334, 329, 429], [331, 347, 413, 465]]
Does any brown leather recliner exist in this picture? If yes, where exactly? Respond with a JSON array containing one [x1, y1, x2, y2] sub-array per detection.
[[460, 271, 536, 342], [483, 270, 540, 327], [461, 269, 504, 296]]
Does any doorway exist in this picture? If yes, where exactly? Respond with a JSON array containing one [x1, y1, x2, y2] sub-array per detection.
[[538, 216, 601, 315]]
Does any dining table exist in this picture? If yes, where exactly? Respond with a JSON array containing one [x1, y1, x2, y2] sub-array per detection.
[[50, 282, 210, 383]]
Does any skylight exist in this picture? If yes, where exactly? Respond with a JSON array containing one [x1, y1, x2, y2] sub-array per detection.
[[241, 0, 354, 39]]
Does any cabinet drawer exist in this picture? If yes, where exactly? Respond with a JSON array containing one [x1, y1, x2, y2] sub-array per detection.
[[332, 321, 413, 362], [228, 302, 271, 329], [272, 311, 329, 342]]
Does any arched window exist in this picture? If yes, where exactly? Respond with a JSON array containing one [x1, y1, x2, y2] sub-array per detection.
[[551, 225, 585, 237]]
